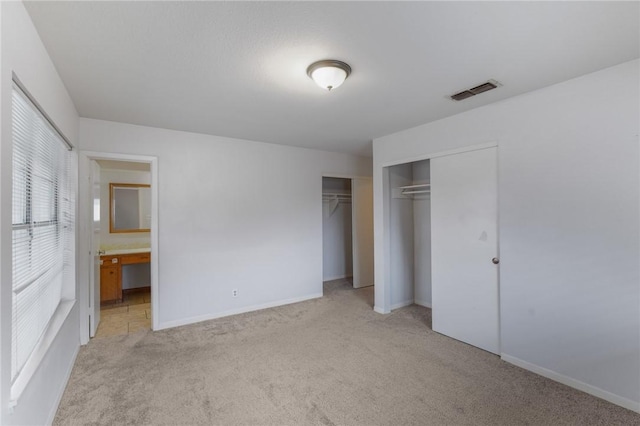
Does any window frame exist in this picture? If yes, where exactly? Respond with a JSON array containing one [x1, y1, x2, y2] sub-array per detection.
[[9, 79, 76, 405]]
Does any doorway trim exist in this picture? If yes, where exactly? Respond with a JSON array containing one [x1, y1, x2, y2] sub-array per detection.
[[78, 151, 159, 344], [380, 140, 498, 169], [375, 140, 498, 314]]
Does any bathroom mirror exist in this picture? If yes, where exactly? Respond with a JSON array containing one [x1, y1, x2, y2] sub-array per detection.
[[109, 183, 151, 233]]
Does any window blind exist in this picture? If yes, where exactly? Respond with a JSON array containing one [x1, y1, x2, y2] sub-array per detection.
[[11, 84, 73, 381]]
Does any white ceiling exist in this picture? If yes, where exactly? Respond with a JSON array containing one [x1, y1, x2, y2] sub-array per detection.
[[25, 1, 639, 157]]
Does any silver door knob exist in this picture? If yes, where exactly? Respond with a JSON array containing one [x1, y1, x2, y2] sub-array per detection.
[[492, 257, 500, 265], [98, 250, 106, 255]]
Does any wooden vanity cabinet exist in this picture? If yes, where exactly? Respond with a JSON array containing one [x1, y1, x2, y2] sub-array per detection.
[[100, 252, 150, 304], [100, 255, 122, 304], [100, 263, 120, 303]]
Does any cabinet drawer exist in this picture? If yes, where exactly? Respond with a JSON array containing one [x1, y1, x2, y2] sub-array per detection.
[[120, 252, 151, 265]]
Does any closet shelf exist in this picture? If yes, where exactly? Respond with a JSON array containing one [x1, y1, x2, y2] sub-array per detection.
[[397, 183, 431, 197], [399, 183, 430, 190], [322, 192, 352, 197], [322, 193, 352, 204], [402, 190, 430, 195], [322, 192, 351, 199], [322, 192, 351, 216]]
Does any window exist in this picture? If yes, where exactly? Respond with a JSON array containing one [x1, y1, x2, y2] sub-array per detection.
[[11, 83, 74, 383]]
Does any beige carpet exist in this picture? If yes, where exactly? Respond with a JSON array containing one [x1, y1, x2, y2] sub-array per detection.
[[54, 279, 639, 425]]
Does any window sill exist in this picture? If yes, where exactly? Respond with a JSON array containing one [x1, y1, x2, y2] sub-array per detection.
[[9, 299, 75, 408]]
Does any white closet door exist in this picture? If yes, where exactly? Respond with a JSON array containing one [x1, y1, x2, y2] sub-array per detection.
[[431, 147, 499, 354], [352, 178, 374, 288]]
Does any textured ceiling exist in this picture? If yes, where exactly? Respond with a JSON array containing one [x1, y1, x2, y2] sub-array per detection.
[[25, 1, 639, 157]]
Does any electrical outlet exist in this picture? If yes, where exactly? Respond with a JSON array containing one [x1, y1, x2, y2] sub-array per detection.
[[232, 289, 238, 297]]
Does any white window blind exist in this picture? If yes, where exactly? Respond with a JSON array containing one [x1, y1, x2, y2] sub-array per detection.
[[11, 84, 73, 381]]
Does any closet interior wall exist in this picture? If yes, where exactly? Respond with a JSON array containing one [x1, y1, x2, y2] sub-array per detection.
[[322, 177, 353, 282], [389, 159, 431, 309]]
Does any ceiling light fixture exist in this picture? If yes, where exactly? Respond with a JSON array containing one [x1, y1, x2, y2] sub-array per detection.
[[307, 60, 352, 91]]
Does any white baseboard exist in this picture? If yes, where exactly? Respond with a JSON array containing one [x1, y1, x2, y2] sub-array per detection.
[[156, 293, 323, 331], [353, 283, 373, 289], [501, 354, 640, 413], [414, 299, 432, 308], [391, 300, 414, 310], [374, 305, 389, 314], [46, 343, 80, 425], [322, 274, 352, 282]]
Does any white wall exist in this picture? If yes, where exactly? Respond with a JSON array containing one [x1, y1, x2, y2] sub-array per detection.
[[120, 263, 150, 291], [0, 2, 80, 425], [388, 163, 414, 309], [373, 60, 640, 410], [412, 160, 431, 308], [79, 118, 372, 328], [322, 178, 352, 281]]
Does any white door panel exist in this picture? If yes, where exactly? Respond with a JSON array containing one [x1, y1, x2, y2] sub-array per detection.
[[89, 160, 101, 337], [431, 147, 499, 354], [352, 178, 374, 288]]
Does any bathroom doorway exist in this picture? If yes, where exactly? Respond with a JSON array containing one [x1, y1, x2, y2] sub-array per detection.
[[78, 152, 159, 345]]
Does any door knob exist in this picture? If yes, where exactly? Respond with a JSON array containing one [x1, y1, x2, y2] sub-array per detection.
[[492, 257, 500, 265], [98, 250, 105, 255]]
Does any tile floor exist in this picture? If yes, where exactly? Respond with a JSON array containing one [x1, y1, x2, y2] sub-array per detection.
[[95, 288, 151, 338]]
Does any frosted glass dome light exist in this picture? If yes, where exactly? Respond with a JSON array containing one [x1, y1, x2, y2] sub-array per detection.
[[307, 60, 352, 91]]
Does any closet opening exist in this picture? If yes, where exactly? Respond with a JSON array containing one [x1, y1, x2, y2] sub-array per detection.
[[387, 159, 432, 314], [322, 177, 353, 286], [383, 144, 499, 354]]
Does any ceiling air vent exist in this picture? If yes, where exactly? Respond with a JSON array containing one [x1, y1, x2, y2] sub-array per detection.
[[450, 80, 501, 101], [450, 90, 475, 101]]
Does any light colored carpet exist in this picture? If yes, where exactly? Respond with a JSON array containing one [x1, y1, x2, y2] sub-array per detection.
[[54, 279, 639, 425]]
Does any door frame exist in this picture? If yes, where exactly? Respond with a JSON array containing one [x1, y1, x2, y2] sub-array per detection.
[[78, 151, 159, 345], [88, 159, 101, 337], [351, 177, 374, 289], [321, 173, 373, 293], [375, 140, 499, 314]]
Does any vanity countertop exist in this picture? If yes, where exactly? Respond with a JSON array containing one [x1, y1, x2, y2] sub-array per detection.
[[102, 247, 151, 256]]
